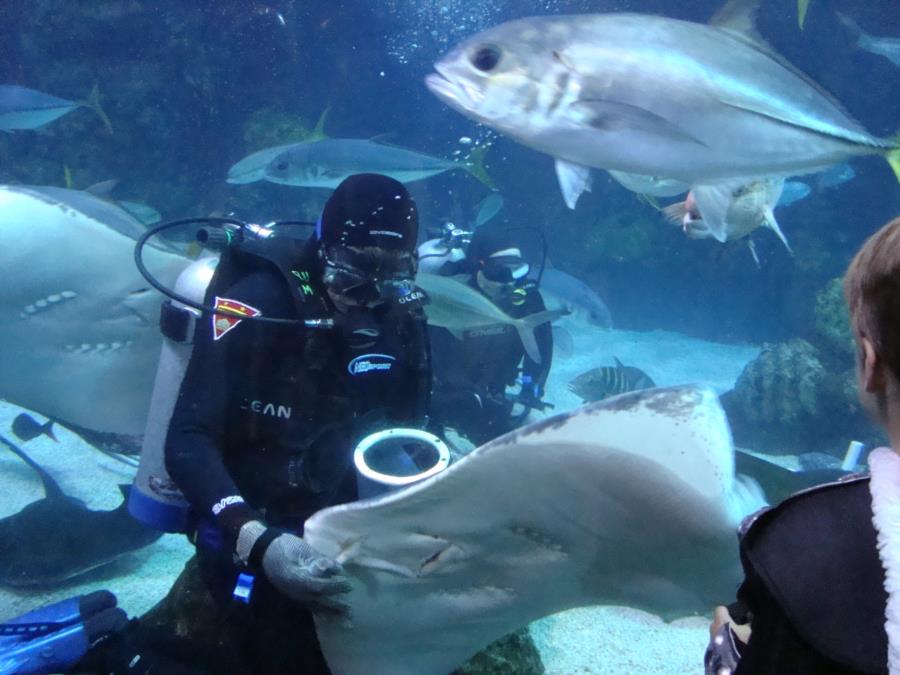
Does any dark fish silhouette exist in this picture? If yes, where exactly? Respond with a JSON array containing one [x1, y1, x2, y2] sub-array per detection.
[[0, 434, 162, 588], [11, 413, 57, 443], [568, 357, 656, 403]]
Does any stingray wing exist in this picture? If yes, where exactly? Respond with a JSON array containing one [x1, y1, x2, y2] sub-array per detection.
[[305, 386, 766, 675]]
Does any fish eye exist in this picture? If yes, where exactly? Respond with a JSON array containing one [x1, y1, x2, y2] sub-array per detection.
[[471, 45, 502, 72]]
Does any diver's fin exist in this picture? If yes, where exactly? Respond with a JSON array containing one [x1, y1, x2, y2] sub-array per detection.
[[514, 308, 569, 364], [82, 84, 113, 135], [554, 159, 592, 210], [462, 143, 495, 190]]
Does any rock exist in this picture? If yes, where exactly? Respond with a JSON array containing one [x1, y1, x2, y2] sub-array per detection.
[[455, 628, 545, 675], [813, 276, 854, 361]]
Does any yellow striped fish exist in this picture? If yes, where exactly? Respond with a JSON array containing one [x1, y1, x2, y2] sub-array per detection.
[[568, 357, 656, 403]]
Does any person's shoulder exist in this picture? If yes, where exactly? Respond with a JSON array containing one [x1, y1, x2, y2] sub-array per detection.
[[216, 268, 293, 316]]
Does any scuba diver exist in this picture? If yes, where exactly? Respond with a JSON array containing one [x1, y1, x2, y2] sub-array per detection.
[[52, 173, 430, 675], [428, 226, 553, 447]]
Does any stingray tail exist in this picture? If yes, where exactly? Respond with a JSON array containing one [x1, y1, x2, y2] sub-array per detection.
[[514, 308, 568, 364], [83, 84, 114, 135], [0, 433, 64, 499]]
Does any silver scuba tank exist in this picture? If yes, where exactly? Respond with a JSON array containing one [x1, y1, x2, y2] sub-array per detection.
[[128, 256, 219, 532]]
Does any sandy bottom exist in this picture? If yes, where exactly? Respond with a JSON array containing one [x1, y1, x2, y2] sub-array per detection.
[[0, 321, 758, 674]]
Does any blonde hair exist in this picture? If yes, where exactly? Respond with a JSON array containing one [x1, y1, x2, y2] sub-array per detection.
[[844, 216, 900, 377]]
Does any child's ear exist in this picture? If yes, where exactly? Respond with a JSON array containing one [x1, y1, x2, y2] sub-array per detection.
[[860, 337, 885, 393]]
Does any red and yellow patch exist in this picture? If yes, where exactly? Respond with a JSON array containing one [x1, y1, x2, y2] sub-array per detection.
[[212, 297, 261, 340]]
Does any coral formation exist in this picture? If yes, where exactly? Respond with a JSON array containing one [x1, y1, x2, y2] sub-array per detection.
[[812, 276, 854, 360]]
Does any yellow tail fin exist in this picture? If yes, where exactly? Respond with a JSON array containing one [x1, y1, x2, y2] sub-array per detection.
[[798, 0, 810, 29], [463, 143, 495, 190], [887, 146, 900, 185], [307, 106, 330, 141], [83, 84, 113, 135]]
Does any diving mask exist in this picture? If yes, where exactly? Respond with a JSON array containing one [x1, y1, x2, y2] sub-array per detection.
[[322, 246, 418, 306], [480, 255, 530, 284]]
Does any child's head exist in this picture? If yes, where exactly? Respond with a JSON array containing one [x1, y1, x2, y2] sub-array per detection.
[[844, 216, 900, 418]]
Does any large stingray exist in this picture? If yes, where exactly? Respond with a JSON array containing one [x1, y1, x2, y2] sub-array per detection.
[[0, 434, 162, 587], [306, 385, 767, 675], [0, 186, 191, 435]]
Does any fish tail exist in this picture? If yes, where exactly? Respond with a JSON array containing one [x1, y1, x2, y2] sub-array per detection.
[[309, 106, 330, 140], [462, 143, 496, 189], [85, 83, 114, 135], [797, 0, 810, 30], [515, 308, 568, 364], [661, 201, 687, 225], [886, 143, 900, 185]]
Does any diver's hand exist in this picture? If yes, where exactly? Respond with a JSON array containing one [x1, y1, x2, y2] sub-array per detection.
[[710, 605, 751, 643], [237, 521, 351, 617]]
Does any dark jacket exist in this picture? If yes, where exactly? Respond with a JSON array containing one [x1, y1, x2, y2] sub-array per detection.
[[165, 236, 431, 545], [735, 476, 888, 675]]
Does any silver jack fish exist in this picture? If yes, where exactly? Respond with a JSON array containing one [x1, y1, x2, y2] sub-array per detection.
[[263, 138, 493, 189], [425, 0, 900, 209]]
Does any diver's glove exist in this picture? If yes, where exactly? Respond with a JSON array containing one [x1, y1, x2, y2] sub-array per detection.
[[236, 520, 351, 617], [514, 383, 554, 412]]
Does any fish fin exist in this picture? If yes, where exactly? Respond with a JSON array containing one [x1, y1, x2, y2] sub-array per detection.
[[571, 99, 708, 147], [63, 165, 73, 189], [835, 12, 861, 42], [308, 106, 330, 140], [551, 326, 574, 359], [747, 238, 761, 268], [798, 0, 810, 29], [709, 0, 765, 44], [44, 421, 58, 443], [613, 356, 625, 370], [515, 309, 569, 363], [462, 144, 495, 189], [83, 83, 113, 135], [84, 179, 119, 197], [636, 193, 661, 211], [764, 209, 793, 255], [554, 159, 592, 209], [0, 433, 65, 500], [886, 143, 900, 185], [692, 182, 743, 243], [661, 200, 687, 225]]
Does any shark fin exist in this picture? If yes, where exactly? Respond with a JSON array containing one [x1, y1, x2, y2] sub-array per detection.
[[555, 159, 592, 210]]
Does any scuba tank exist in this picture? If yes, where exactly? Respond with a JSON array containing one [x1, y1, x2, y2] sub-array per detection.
[[127, 255, 219, 533], [127, 218, 326, 533]]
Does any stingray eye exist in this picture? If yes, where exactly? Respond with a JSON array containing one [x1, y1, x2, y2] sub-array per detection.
[[471, 45, 502, 72], [274, 161, 288, 171]]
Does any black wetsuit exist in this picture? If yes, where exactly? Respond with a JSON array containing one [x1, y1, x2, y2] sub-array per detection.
[[429, 277, 552, 447], [733, 477, 888, 675], [129, 237, 430, 675]]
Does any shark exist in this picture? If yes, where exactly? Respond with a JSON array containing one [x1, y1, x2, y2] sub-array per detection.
[[0, 185, 192, 436], [305, 385, 767, 675], [0, 433, 162, 587]]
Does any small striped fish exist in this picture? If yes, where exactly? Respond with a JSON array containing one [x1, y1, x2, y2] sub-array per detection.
[[568, 357, 655, 403]]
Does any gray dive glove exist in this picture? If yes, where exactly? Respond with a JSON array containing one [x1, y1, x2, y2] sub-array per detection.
[[237, 520, 351, 617]]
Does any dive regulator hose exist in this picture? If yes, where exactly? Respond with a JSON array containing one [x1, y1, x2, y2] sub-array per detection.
[[133, 217, 322, 326]]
